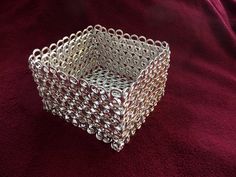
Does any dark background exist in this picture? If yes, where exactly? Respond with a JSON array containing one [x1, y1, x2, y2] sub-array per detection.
[[0, 0, 236, 177]]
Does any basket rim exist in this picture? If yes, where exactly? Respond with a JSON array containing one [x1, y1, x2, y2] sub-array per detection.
[[28, 24, 170, 105]]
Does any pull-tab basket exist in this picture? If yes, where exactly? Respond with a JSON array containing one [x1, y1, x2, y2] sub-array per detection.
[[28, 25, 170, 152]]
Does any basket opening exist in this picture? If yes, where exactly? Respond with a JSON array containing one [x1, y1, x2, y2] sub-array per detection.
[[39, 26, 163, 92]]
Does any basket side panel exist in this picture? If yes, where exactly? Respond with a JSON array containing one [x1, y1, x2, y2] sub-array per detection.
[[94, 28, 159, 81], [122, 45, 170, 141], [29, 58, 126, 151]]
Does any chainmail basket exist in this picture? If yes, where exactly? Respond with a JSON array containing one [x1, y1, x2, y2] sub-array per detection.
[[28, 25, 171, 152]]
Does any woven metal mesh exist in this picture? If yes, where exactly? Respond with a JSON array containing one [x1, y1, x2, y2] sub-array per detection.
[[28, 25, 170, 151]]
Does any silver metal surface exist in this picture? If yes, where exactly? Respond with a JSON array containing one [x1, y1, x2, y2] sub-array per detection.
[[28, 25, 170, 152]]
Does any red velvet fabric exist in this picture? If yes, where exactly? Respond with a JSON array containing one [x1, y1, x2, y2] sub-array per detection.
[[1, 0, 236, 177]]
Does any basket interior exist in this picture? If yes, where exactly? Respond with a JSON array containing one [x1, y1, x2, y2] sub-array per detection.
[[40, 27, 162, 92]]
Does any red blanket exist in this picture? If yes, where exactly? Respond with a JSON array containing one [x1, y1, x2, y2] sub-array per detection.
[[0, 0, 236, 176]]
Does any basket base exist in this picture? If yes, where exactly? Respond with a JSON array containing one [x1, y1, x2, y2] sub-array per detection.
[[83, 66, 133, 92]]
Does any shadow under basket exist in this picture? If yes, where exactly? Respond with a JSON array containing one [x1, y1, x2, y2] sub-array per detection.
[[28, 25, 170, 152]]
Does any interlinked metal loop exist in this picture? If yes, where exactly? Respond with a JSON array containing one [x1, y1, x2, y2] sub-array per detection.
[[28, 25, 170, 152]]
